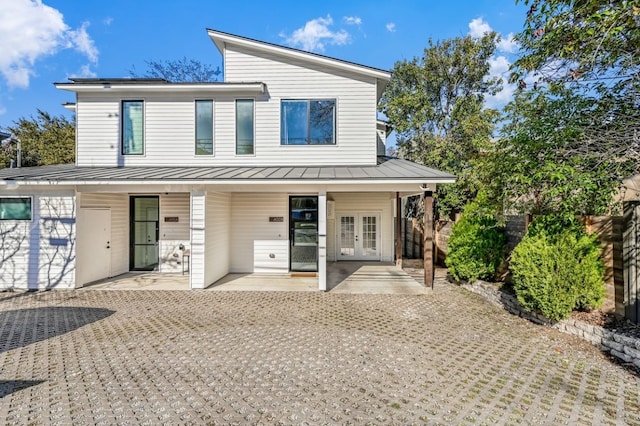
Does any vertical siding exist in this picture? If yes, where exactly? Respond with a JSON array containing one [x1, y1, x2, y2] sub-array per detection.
[[79, 193, 129, 276], [0, 192, 76, 290], [74, 47, 379, 167], [158, 193, 190, 273], [190, 192, 206, 288], [328, 192, 394, 262], [205, 192, 231, 284], [230, 193, 288, 273]]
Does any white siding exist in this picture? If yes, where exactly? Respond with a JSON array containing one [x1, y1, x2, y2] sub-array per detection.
[[230, 193, 288, 273], [205, 192, 231, 285], [79, 193, 129, 276], [158, 193, 190, 273], [327, 192, 394, 262], [190, 192, 206, 288], [0, 192, 76, 290], [253, 240, 288, 273], [75, 46, 378, 167]]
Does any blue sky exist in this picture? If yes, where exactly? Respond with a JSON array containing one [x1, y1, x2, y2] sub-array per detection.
[[0, 0, 527, 130]]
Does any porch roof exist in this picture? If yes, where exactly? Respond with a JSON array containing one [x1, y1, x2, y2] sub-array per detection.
[[0, 157, 455, 186]]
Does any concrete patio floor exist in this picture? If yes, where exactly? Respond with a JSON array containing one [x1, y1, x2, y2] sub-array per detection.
[[82, 262, 428, 294]]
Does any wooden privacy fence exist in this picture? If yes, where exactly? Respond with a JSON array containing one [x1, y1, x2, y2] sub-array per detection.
[[399, 215, 624, 315]]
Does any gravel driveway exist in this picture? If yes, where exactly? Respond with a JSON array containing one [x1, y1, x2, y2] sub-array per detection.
[[1, 278, 639, 425]]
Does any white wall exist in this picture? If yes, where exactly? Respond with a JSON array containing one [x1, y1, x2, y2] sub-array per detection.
[[0, 192, 76, 290], [158, 193, 190, 273], [204, 191, 231, 285], [74, 45, 378, 167], [230, 193, 288, 273], [327, 192, 394, 262], [79, 192, 129, 276]]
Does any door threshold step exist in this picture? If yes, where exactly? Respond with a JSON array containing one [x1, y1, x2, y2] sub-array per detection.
[[290, 272, 317, 277]]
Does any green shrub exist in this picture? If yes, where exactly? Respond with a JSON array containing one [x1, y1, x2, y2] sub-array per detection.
[[445, 196, 506, 282], [510, 216, 605, 321]]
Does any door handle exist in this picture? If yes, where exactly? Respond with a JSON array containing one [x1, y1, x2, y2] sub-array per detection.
[[355, 235, 359, 241]]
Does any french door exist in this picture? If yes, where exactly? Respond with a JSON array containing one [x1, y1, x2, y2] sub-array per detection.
[[337, 213, 381, 260]]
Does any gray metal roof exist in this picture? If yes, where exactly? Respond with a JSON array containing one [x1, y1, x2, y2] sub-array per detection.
[[0, 157, 455, 184]]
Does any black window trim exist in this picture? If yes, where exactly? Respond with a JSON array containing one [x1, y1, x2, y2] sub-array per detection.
[[280, 98, 337, 146], [0, 196, 33, 221], [121, 99, 145, 156]]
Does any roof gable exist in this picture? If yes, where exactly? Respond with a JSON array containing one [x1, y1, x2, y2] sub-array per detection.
[[207, 29, 390, 93]]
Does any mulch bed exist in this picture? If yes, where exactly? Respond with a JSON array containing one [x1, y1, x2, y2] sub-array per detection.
[[571, 309, 640, 339]]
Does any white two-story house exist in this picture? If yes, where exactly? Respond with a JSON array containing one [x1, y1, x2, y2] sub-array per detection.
[[0, 29, 454, 291]]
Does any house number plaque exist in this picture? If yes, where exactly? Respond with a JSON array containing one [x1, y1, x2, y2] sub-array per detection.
[[164, 216, 179, 222], [269, 216, 284, 222]]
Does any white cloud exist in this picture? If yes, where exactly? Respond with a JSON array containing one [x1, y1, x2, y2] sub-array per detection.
[[103, 16, 113, 26], [67, 22, 98, 63], [468, 17, 492, 38], [281, 15, 350, 52], [343, 16, 362, 26], [68, 64, 97, 79], [386, 22, 396, 33], [497, 32, 518, 53], [485, 55, 513, 108], [0, 0, 99, 89], [466, 17, 522, 108]]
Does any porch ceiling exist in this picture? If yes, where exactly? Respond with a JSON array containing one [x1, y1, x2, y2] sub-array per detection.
[[0, 157, 455, 186]]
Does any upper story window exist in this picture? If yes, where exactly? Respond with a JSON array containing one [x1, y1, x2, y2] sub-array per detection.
[[0, 197, 32, 220], [236, 99, 254, 155], [122, 100, 144, 155], [195, 100, 213, 155], [281, 99, 336, 145]]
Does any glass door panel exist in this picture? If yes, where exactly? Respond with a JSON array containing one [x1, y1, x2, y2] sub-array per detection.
[[130, 196, 159, 271], [361, 215, 378, 257], [339, 215, 355, 257], [290, 196, 318, 272]]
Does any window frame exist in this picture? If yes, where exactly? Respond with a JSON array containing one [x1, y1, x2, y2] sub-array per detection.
[[195, 99, 214, 156], [0, 196, 33, 221], [121, 100, 145, 156], [235, 98, 255, 156], [280, 98, 337, 146]]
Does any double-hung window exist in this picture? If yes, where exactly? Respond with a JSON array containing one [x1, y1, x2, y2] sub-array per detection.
[[195, 100, 213, 155], [236, 99, 254, 155], [0, 197, 32, 220], [121, 100, 144, 155], [281, 99, 336, 145]]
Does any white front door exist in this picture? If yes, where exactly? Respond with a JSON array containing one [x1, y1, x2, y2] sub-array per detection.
[[77, 208, 111, 286], [337, 213, 381, 260]]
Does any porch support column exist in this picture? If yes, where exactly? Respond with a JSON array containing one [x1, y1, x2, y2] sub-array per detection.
[[190, 190, 206, 289], [318, 191, 327, 291], [395, 192, 402, 267], [423, 190, 434, 289]]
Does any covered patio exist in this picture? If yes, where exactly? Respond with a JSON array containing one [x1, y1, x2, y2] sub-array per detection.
[[82, 262, 428, 294]]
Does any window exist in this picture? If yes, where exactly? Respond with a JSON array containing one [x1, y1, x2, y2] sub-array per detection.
[[195, 100, 213, 155], [0, 197, 32, 220], [236, 99, 254, 155], [281, 99, 336, 145], [122, 100, 144, 155]]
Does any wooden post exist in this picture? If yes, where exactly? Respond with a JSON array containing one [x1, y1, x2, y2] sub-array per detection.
[[395, 192, 402, 267], [424, 190, 434, 288]]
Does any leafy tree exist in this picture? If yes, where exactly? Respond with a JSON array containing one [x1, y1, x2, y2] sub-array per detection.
[[486, 85, 634, 215], [1, 110, 75, 168], [379, 33, 502, 218], [130, 57, 221, 82], [504, 0, 640, 213]]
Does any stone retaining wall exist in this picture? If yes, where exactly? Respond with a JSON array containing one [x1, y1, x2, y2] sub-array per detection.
[[462, 280, 640, 369]]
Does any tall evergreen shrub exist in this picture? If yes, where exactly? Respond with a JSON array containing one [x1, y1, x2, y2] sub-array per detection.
[[445, 195, 506, 282], [510, 215, 605, 321]]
